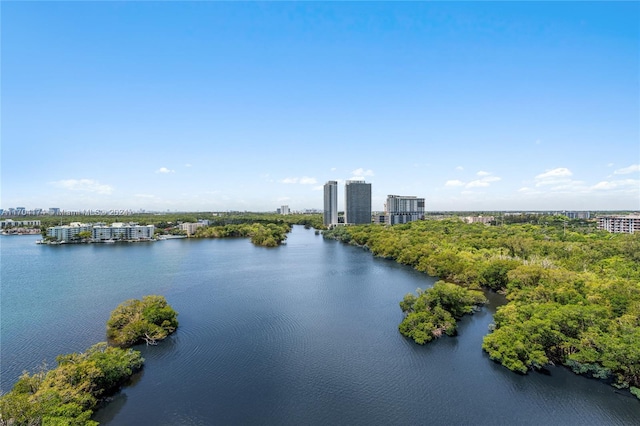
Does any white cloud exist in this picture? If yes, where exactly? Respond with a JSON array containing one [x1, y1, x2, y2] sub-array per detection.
[[476, 170, 491, 177], [591, 179, 640, 190], [613, 164, 640, 175], [351, 168, 374, 177], [49, 179, 113, 194], [455, 166, 464, 171], [156, 167, 175, 174], [535, 167, 572, 180], [445, 180, 465, 187], [534, 168, 576, 187], [185, 163, 192, 168], [280, 176, 317, 185], [465, 175, 501, 189], [135, 194, 156, 199], [466, 180, 490, 188], [330, 167, 337, 172], [299, 177, 318, 185]]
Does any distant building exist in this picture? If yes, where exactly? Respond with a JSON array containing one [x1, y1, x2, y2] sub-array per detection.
[[597, 215, 640, 234], [345, 180, 371, 225], [92, 223, 155, 241], [463, 215, 494, 225], [323, 181, 338, 227], [564, 211, 591, 220], [49, 208, 61, 215], [385, 195, 425, 225], [0, 219, 41, 228], [179, 222, 205, 236], [281, 205, 290, 215]]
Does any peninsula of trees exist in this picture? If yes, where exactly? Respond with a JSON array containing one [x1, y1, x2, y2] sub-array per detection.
[[0, 295, 178, 425], [323, 217, 640, 397]]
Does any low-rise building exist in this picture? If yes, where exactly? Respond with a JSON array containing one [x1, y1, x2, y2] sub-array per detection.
[[597, 214, 640, 234], [179, 222, 205, 236], [463, 216, 494, 225], [1, 219, 41, 228], [47, 222, 92, 241]]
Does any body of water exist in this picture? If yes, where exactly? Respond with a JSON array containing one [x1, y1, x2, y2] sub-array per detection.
[[1, 227, 638, 424]]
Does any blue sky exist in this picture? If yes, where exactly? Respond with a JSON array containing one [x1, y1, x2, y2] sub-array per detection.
[[2, 2, 638, 212]]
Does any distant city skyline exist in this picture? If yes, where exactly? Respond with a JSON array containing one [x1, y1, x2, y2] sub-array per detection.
[[2, 2, 639, 212]]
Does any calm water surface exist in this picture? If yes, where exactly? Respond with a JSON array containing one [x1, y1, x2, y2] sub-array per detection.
[[1, 227, 638, 425]]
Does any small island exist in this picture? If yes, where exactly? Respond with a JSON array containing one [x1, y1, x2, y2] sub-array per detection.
[[107, 295, 179, 347], [0, 295, 178, 425]]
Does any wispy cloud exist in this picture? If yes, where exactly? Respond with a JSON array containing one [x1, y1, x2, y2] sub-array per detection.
[[351, 168, 374, 177], [613, 164, 640, 175], [49, 179, 113, 194], [534, 167, 573, 187], [455, 166, 464, 171], [476, 170, 491, 177], [467, 178, 500, 188], [156, 167, 175, 174], [280, 176, 318, 185], [591, 179, 640, 190], [445, 180, 465, 187]]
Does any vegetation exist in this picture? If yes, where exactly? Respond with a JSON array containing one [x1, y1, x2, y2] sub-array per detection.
[[107, 295, 179, 347], [399, 281, 487, 344], [0, 343, 144, 425], [0, 295, 178, 424], [194, 222, 291, 247], [323, 218, 640, 393]]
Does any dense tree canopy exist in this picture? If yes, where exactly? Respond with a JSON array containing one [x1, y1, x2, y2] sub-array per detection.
[[107, 295, 179, 347], [399, 281, 487, 344], [0, 343, 144, 425], [324, 218, 640, 394]]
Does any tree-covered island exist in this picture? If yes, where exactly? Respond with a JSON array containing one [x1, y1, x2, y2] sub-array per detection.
[[323, 217, 640, 398], [0, 295, 178, 425]]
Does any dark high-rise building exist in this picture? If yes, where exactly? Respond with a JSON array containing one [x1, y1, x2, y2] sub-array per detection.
[[323, 181, 338, 226], [345, 180, 371, 225]]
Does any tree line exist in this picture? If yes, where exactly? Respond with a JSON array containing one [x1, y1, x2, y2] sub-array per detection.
[[323, 218, 640, 397]]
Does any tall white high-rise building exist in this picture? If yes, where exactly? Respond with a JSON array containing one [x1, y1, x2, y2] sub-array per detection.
[[385, 195, 425, 225], [345, 180, 371, 225], [323, 181, 338, 226]]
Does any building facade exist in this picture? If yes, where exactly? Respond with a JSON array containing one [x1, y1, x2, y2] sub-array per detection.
[[323, 180, 338, 227], [47, 222, 93, 241], [91, 223, 155, 241], [179, 222, 205, 236], [345, 180, 372, 225], [597, 215, 640, 234], [385, 195, 425, 225], [0, 219, 41, 228]]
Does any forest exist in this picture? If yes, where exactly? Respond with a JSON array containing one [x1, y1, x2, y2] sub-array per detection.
[[323, 217, 640, 397], [0, 296, 178, 425]]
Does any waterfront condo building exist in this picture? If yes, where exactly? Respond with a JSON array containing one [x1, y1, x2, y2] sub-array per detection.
[[345, 180, 372, 225], [323, 181, 339, 227], [91, 223, 155, 241], [385, 195, 425, 225]]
